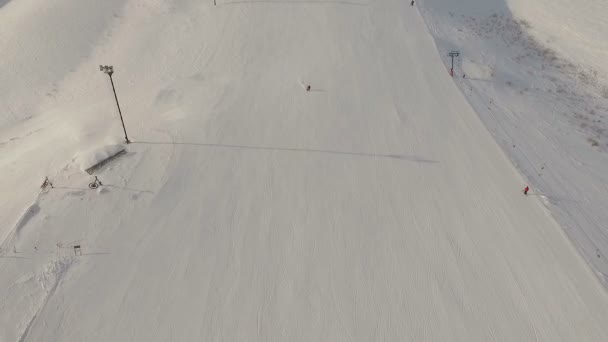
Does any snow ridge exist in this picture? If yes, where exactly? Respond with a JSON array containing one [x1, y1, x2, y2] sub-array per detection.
[[17, 257, 73, 342]]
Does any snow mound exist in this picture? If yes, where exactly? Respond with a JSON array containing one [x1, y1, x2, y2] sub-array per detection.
[[72, 143, 125, 172], [462, 59, 493, 79]]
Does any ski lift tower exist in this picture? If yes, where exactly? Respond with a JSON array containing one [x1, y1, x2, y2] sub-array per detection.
[[448, 51, 460, 77]]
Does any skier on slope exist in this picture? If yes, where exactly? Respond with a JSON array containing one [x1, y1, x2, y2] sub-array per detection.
[[306, 85, 311, 91], [523, 186, 529, 195], [411, 1, 415, 6]]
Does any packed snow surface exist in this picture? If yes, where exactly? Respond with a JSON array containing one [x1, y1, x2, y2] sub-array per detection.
[[418, 0, 608, 286], [507, 0, 608, 78], [2, 0, 608, 341]]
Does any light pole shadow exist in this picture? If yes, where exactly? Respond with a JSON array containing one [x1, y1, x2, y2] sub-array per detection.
[[134, 141, 438, 164]]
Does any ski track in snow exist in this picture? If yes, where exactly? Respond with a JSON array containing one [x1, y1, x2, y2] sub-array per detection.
[[16, 258, 73, 342]]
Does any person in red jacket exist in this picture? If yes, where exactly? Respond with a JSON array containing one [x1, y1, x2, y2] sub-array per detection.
[[523, 186, 529, 195]]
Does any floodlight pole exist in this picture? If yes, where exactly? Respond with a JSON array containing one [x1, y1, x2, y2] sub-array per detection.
[[100, 65, 130, 144], [448, 51, 460, 77]]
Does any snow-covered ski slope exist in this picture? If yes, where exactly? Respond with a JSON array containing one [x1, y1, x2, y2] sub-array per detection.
[[417, 0, 608, 286], [508, 0, 608, 79], [2, 0, 608, 341]]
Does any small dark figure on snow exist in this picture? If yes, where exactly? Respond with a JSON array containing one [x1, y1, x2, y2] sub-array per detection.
[[523, 186, 529, 195], [306, 85, 311, 91], [411, 0, 415, 6]]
